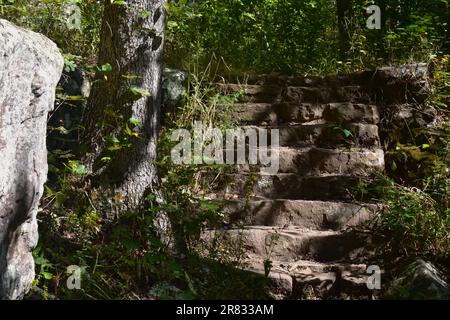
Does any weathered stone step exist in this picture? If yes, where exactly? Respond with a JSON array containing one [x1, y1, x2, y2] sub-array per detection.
[[204, 226, 372, 263], [232, 147, 384, 175], [277, 123, 380, 148], [219, 84, 372, 103], [223, 199, 379, 231], [233, 102, 380, 125], [291, 262, 375, 299], [283, 86, 371, 104], [245, 259, 375, 299], [212, 173, 365, 201], [234, 124, 380, 148], [228, 64, 425, 87], [222, 64, 428, 104]]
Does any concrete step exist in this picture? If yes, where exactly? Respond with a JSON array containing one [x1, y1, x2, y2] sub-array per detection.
[[233, 102, 380, 125], [203, 226, 373, 263], [212, 173, 366, 201], [231, 147, 384, 175], [223, 199, 380, 231]]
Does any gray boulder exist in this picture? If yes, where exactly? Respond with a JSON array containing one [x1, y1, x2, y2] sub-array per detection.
[[0, 19, 63, 299], [388, 258, 450, 300], [162, 67, 187, 115]]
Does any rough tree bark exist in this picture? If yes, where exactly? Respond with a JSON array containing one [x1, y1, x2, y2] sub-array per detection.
[[82, 0, 167, 218]]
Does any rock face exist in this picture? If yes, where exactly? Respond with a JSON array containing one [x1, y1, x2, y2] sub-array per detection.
[[0, 19, 63, 299]]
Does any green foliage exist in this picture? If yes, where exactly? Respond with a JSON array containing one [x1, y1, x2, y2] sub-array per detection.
[[371, 176, 449, 262], [429, 55, 450, 109], [65, 160, 87, 175], [165, 0, 449, 75], [367, 59, 450, 266], [63, 53, 80, 72], [165, 0, 338, 74], [3, 0, 447, 300], [155, 62, 242, 255], [2, 0, 448, 75], [128, 86, 151, 98], [101, 115, 142, 155], [35, 60, 270, 299], [0, 0, 102, 61], [32, 246, 55, 291]]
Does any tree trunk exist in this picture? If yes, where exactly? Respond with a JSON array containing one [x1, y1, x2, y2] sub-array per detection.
[[336, 0, 353, 59], [82, 0, 167, 216]]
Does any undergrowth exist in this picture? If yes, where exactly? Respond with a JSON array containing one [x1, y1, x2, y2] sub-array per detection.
[[32, 60, 273, 300], [365, 56, 449, 283]]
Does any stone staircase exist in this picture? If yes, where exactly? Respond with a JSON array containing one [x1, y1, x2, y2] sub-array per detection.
[[203, 73, 391, 300], [201, 65, 428, 299]]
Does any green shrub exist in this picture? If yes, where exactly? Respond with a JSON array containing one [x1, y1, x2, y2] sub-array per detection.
[[165, 0, 340, 74], [165, 0, 449, 75], [0, 0, 102, 61], [372, 176, 449, 262], [34, 60, 267, 299]]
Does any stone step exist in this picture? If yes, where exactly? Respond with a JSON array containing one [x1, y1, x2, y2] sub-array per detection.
[[203, 226, 372, 263], [212, 173, 366, 201], [283, 86, 371, 104], [232, 124, 380, 148], [248, 64, 426, 86], [223, 199, 379, 231], [218, 83, 281, 103], [218, 84, 372, 103], [231, 147, 384, 175], [238, 73, 368, 87], [291, 264, 375, 299], [245, 259, 376, 299], [233, 102, 380, 125], [277, 123, 380, 148], [221, 64, 428, 104]]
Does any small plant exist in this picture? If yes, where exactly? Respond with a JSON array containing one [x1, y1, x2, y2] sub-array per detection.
[[429, 55, 450, 109], [31, 246, 54, 299], [331, 124, 353, 139]]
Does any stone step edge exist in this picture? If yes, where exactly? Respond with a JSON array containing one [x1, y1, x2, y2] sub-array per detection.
[[242, 259, 380, 299], [201, 194, 384, 206]]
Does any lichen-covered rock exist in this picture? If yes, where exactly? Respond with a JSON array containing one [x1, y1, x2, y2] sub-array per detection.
[[162, 68, 187, 115], [0, 19, 63, 299], [388, 259, 450, 300]]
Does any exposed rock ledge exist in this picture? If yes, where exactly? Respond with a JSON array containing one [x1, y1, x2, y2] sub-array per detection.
[[0, 19, 63, 299]]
